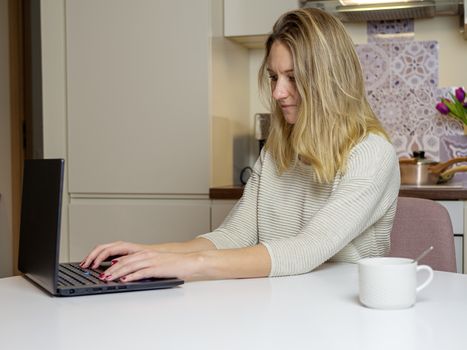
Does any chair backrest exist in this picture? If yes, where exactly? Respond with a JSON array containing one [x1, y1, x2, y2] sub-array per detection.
[[388, 197, 457, 272]]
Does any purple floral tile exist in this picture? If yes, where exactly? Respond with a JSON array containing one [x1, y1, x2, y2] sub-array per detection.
[[367, 19, 414, 43], [390, 41, 438, 90], [368, 88, 440, 134], [357, 32, 464, 164], [367, 19, 414, 36], [355, 43, 391, 90], [389, 134, 439, 160], [366, 87, 461, 160], [440, 135, 467, 159]]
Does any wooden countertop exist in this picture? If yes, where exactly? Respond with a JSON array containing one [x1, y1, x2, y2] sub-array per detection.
[[209, 186, 244, 200], [210, 184, 467, 200]]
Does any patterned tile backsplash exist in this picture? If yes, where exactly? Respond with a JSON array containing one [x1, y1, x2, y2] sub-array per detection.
[[358, 20, 466, 179], [367, 19, 414, 42], [390, 41, 438, 89]]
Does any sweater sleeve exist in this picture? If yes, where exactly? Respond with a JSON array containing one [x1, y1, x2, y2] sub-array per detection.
[[262, 138, 400, 277], [197, 152, 264, 249]]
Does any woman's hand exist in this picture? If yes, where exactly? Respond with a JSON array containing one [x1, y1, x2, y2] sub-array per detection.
[[97, 250, 202, 282], [80, 241, 149, 269], [80, 240, 270, 282]]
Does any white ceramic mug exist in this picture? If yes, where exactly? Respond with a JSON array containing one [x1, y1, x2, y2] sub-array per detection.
[[358, 257, 434, 309]]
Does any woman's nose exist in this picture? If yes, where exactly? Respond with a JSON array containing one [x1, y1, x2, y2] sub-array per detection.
[[272, 80, 288, 100]]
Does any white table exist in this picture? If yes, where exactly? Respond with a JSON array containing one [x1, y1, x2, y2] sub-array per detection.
[[1, 263, 467, 350]]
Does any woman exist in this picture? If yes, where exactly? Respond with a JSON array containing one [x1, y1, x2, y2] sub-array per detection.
[[81, 8, 400, 281]]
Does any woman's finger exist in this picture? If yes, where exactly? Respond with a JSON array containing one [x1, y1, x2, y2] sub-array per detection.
[[80, 242, 117, 268], [102, 250, 155, 281], [112, 251, 192, 281], [120, 267, 156, 283], [92, 242, 133, 268], [81, 241, 140, 269]]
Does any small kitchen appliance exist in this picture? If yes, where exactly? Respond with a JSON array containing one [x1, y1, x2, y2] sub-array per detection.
[[254, 113, 271, 154]]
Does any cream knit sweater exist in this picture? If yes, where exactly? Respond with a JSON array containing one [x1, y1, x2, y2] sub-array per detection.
[[199, 134, 400, 277]]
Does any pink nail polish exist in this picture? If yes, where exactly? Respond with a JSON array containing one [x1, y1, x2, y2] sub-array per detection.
[[121, 276, 126, 281], [111, 260, 118, 265], [105, 275, 112, 280], [99, 273, 105, 279]]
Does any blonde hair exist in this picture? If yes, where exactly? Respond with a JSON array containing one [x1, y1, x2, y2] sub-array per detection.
[[259, 8, 389, 183]]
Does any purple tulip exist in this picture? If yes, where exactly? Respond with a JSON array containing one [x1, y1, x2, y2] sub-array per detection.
[[436, 102, 450, 115], [455, 87, 465, 102]]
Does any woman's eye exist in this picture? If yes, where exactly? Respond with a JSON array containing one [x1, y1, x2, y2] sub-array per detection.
[[268, 75, 278, 82], [288, 76, 296, 82]]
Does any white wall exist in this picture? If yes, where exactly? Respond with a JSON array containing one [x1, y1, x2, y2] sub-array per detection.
[[211, 0, 251, 186], [0, 0, 13, 277], [416, 16, 467, 87]]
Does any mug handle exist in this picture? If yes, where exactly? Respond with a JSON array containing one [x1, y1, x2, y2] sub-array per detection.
[[416, 265, 434, 293]]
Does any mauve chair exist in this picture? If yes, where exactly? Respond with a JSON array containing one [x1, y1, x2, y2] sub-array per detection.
[[387, 197, 457, 272]]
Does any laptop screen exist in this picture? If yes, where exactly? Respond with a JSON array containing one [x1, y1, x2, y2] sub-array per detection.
[[18, 159, 64, 294]]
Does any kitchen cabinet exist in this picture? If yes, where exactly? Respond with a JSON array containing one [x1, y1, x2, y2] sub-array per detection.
[[69, 199, 210, 261], [437, 201, 464, 273], [41, 0, 224, 260], [211, 199, 237, 230], [224, 0, 298, 45], [66, 0, 209, 195], [63, 1, 212, 257]]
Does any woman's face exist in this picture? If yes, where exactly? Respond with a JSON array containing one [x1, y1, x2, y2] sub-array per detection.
[[267, 41, 301, 125]]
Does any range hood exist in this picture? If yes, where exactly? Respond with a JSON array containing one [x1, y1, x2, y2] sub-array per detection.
[[299, 0, 463, 22]]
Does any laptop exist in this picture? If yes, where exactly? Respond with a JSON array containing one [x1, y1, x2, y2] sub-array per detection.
[[18, 159, 184, 296]]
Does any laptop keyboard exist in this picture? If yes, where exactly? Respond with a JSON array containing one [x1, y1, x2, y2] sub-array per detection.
[[58, 263, 104, 287]]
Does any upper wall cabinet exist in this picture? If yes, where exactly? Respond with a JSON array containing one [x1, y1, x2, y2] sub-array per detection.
[[224, 0, 298, 39], [66, 0, 210, 194]]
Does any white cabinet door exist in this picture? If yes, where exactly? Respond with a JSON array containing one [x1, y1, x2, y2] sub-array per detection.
[[211, 200, 237, 230], [454, 235, 464, 274], [66, 0, 210, 194], [437, 200, 464, 273], [224, 0, 298, 37], [68, 199, 211, 261], [437, 201, 464, 234]]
